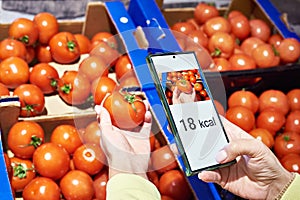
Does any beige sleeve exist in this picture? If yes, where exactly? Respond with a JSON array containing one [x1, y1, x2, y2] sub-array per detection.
[[106, 173, 161, 200], [281, 173, 300, 200]]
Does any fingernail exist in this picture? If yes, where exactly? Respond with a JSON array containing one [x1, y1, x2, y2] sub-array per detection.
[[215, 150, 227, 163]]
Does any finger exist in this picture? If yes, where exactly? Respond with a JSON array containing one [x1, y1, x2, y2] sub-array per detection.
[[144, 110, 152, 124], [143, 99, 150, 111], [94, 105, 113, 132], [173, 86, 180, 98], [198, 170, 222, 183]]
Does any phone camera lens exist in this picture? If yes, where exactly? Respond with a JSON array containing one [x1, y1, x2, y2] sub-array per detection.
[[173, 56, 176, 59]]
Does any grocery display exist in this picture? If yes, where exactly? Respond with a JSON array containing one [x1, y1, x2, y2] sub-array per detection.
[[0, 0, 299, 200]]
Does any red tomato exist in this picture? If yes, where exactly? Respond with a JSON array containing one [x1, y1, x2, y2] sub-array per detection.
[[115, 54, 133, 81], [193, 82, 203, 92], [13, 84, 45, 117], [184, 45, 213, 70], [78, 55, 109, 82], [171, 22, 196, 36], [176, 79, 193, 94], [280, 153, 300, 173], [33, 142, 70, 180], [268, 34, 283, 49], [287, 89, 300, 111], [258, 89, 289, 115], [82, 121, 101, 144], [228, 90, 259, 114], [91, 31, 118, 50], [90, 41, 120, 67], [117, 70, 140, 90], [208, 32, 235, 59], [92, 76, 117, 105], [103, 91, 146, 130], [240, 37, 265, 57], [214, 100, 225, 116], [0, 56, 29, 89], [210, 57, 232, 72], [73, 143, 106, 175], [228, 13, 250, 40], [203, 16, 231, 37], [225, 106, 255, 132], [35, 45, 53, 63], [249, 128, 274, 148], [277, 38, 300, 64], [29, 63, 59, 94], [49, 32, 81, 64], [0, 38, 27, 60], [227, 10, 244, 21], [150, 145, 178, 174], [0, 82, 10, 96], [186, 29, 209, 49], [161, 196, 175, 200], [256, 109, 286, 136], [249, 19, 271, 42], [93, 169, 108, 200], [7, 121, 44, 159], [285, 110, 300, 133], [22, 177, 60, 200], [50, 124, 83, 155], [159, 170, 193, 200], [33, 12, 59, 45], [194, 2, 219, 25], [60, 170, 94, 200], [74, 34, 92, 54], [147, 170, 159, 188], [10, 157, 36, 192], [229, 53, 256, 70], [58, 70, 91, 105], [25, 46, 35, 64], [274, 132, 300, 158], [252, 43, 278, 68], [186, 18, 201, 30], [9, 18, 39, 46]]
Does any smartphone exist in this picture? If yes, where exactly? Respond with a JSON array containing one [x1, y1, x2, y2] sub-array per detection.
[[146, 51, 236, 176]]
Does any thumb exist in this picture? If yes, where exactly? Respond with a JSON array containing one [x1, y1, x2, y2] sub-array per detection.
[[216, 139, 264, 163], [94, 105, 113, 132]]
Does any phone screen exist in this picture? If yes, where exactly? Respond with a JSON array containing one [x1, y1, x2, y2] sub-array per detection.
[[147, 52, 235, 176]]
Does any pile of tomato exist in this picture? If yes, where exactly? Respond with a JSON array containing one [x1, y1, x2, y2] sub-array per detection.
[[223, 88, 300, 174], [170, 3, 300, 72]]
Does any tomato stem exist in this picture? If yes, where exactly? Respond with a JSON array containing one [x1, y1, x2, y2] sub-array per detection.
[[13, 164, 34, 179], [283, 135, 290, 142], [60, 84, 72, 94], [20, 35, 29, 45], [211, 48, 222, 57], [30, 135, 43, 148], [66, 36, 76, 52]]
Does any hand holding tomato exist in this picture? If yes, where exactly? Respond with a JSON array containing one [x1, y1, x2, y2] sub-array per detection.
[[94, 104, 152, 179], [172, 86, 196, 104]]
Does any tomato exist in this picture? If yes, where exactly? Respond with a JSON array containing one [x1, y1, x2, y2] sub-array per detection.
[[93, 169, 108, 200], [150, 145, 178, 174], [175, 78, 193, 94], [91, 31, 118, 50], [9, 18, 39, 46], [249, 128, 274, 148], [25, 46, 35, 64], [115, 54, 133, 81], [194, 2, 219, 25], [249, 19, 271, 42], [103, 91, 146, 130], [186, 18, 200, 30], [171, 22, 196, 36], [274, 132, 300, 158], [214, 100, 225, 116], [203, 16, 231, 37], [225, 106, 255, 132], [256, 109, 285, 136], [0, 56, 29, 89], [78, 55, 109, 82], [159, 169, 193, 200], [22, 177, 60, 200], [117, 70, 140, 91], [50, 124, 83, 155], [35, 45, 53, 63], [82, 121, 101, 145], [285, 110, 300, 133], [287, 89, 300, 111], [10, 157, 36, 192], [277, 38, 300, 64], [74, 34, 92, 54], [161, 196, 175, 200], [33, 142, 70, 180], [13, 84, 45, 117], [92, 76, 117, 105], [60, 170, 94, 200], [49, 32, 80, 64], [186, 29, 208, 49], [208, 32, 235, 59], [0, 82, 10, 96], [33, 12, 59, 45], [73, 143, 105, 175], [240, 37, 265, 57], [228, 13, 250, 41], [227, 10, 244, 21], [58, 70, 91, 105], [184, 45, 213, 69], [258, 89, 289, 115], [0, 38, 27, 60], [268, 34, 283, 49], [90, 41, 120, 67], [229, 53, 256, 70], [194, 82, 203, 92], [228, 90, 259, 114], [29, 63, 59, 94], [147, 170, 159, 188], [252, 43, 278, 68], [8, 121, 44, 159], [210, 57, 232, 72], [280, 153, 300, 173]]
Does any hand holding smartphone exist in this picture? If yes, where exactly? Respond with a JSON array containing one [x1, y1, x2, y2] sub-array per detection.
[[146, 51, 236, 176]]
